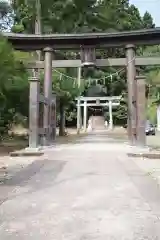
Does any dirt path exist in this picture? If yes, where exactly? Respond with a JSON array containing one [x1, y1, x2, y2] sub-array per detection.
[[0, 132, 160, 239]]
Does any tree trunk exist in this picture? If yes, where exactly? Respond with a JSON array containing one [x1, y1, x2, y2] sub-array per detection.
[[32, 0, 42, 77], [35, 0, 42, 35], [59, 100, 66, 136], [35, 0, 42, 61]]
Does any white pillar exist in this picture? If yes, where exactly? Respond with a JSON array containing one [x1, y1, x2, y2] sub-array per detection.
[[77, 98, 81, 134], [109, 100, 113, 130], [77, 67, 82, 130], [77, 67, 81, 87], [157, 105, 160, 131], [83, 101, 87, 132]]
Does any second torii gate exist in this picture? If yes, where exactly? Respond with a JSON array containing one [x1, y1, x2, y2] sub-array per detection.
[[76, 96, 121, 133]]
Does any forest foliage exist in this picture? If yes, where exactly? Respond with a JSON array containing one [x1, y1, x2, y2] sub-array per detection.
[[0, 0, 159, 137]]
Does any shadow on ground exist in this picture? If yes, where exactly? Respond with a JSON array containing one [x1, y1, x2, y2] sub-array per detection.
[[0, 159, 66, 205]]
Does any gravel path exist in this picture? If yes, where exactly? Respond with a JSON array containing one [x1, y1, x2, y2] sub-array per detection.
[[0, 132, 160, 239]]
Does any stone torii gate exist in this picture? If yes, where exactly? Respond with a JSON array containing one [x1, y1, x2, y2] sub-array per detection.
[[4, 28, 160, 148], [76, 96, 121, 133]]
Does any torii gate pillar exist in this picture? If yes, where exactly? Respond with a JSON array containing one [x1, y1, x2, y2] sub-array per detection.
[[126, 44, 136, 145], [43, 47, 53, 146], [136, 75, 146, 146], [108, 100, 113, 130]]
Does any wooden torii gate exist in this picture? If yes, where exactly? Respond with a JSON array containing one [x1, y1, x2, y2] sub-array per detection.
[[4, 28, 160, 148]]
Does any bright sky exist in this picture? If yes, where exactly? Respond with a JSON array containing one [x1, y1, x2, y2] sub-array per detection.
[[130, 0, 160, 26]]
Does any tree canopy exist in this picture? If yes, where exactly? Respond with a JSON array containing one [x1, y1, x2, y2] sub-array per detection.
[[0, 0, 158, 137]]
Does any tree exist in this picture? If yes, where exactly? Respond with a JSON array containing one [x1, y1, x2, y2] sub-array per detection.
[[143, 11, 155, 29], [0, 1, 12, 31], [10, 0, 156, 130], [51, 68, 81, 135], [139, 45, 160, 125], [0, 37, 28, 138]]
